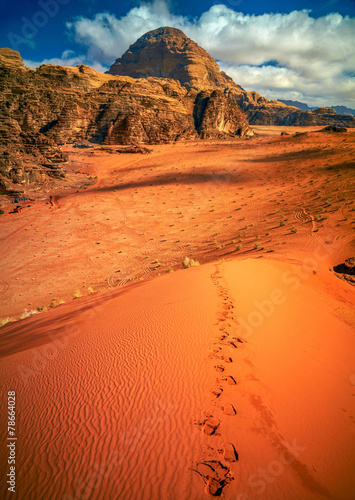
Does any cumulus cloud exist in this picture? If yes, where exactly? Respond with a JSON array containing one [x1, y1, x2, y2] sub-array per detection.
[[27, 1, 355, 107], [66, 0, 187, 65]]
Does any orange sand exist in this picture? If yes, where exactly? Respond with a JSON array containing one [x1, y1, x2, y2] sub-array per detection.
[[0, 258, 354, 499], [0, 127, 354, 499], [0, 127, 354, 318]]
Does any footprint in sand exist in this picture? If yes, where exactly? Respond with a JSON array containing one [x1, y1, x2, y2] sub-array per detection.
[[203, 417, 220, 435], [228, 341, 239, 349], [223, 403, 236, 416], [214, 365, 225, 372], [223, 443, 238, 462], [211, 388, 223, 398], [192, 461, 233, 497], [222, 375, 237, 385], [221, 355, 233, 363]]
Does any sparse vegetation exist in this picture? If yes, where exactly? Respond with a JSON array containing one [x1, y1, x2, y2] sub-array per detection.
[[182, 257, 200, 268], [72, 290, 82, 299], [19, 309, 37, 320], [235, 244, 242, 251], [49, 299, 59, 309], [0, 317, 14, 327]]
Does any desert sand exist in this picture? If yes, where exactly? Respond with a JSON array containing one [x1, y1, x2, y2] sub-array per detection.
[[0, 127, 355, 499], [0, 127, 354, 318], [0, 258, 354, 499]]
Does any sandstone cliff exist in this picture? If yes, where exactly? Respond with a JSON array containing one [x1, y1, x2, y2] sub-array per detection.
[[108, 27, 242, 92], [0, 46, 250, 192], [2, 27, 355, 192], [108, 27, 355, 128]]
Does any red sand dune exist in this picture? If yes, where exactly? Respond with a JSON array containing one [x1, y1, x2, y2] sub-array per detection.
[[0, 258, 354, 499], [0, 128, 354, 319], [0, 127, 355, 499]]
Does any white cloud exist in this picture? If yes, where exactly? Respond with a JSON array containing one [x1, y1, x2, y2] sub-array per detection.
[[23, 50, 108, 72], [66, 0, 188, 64], [27, 1, 355, 107]]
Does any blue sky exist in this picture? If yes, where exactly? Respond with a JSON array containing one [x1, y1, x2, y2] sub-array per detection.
[[1, 0, 355, 107]]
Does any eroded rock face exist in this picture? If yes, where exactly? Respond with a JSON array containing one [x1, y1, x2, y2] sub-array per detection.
[[0, 44, 251, 191], [2, 26, 354, 192], [107, 27, 242, 92], [107, 27, 355, 128], [194, 90, 251, 139], [226, 89, 355, 127]]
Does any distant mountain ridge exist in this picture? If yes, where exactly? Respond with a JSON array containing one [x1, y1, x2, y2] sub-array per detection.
[[278, 99, 355, 117], [277, 100, 310, 112]]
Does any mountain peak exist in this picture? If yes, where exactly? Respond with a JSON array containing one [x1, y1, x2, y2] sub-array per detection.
[[107, 26, 240, 91], [139, 26, 187, 39]]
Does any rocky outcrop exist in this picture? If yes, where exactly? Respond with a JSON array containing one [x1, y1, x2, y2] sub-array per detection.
[[2, 26, 354, 192], [321, 125, 347, 133], [194, 90, 251, 138], [0, 48, 251, 192], [224, 89, 355, 127], [108, 27, 355, 128], [0, 48, 26, 70], [108, 27, 242, 92], [334, 258, 355, 286]]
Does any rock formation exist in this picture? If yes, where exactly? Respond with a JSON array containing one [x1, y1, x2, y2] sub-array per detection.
[[108, 27, 355, 128], [108, 27, 241, 91], [0, 40, 251, 192], [1, 26, 354, 192]]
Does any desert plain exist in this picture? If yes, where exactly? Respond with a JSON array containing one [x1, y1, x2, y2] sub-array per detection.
[[0, 126, 354, 499]]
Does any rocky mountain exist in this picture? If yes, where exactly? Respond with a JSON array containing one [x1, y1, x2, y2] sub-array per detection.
[[241, 97, 355, 126], [108, 27, 241, 91], [331, 105, 355, 117], [1, 26, 355, 193], [0, 43, 251, 193], [278, 99, 310, 111], [278, 99, 355, 117], [108, 27, 355, 128]]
